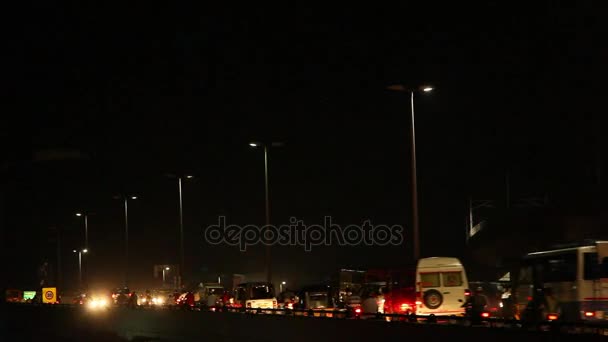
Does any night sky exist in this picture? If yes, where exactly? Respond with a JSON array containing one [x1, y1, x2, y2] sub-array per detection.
[[2, 3, 603, 291]]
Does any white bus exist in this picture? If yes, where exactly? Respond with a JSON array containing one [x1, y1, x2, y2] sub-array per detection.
[[513, 240, 608, 322], [415, 257, 470, 316]]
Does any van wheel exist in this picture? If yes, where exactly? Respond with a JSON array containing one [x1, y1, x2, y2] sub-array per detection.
[[423, 290, 443, 309]]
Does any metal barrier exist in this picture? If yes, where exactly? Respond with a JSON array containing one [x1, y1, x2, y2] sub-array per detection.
[[6, 302, 608, 336]]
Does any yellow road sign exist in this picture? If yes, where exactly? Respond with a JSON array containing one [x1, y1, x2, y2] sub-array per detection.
[[42, 287, 57, 303]]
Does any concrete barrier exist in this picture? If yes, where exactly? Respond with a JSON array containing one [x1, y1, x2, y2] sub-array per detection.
[[3, 304, 606, 341]]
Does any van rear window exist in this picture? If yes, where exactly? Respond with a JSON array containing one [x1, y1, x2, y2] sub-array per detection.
[[442, 272, 463, 287], [419, 273, 440, 287]]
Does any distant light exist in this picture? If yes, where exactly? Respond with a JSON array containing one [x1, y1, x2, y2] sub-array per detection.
[[83, 249, 88, 253], [131, 196, 138, 200], [186, 175, 194, 179], [422, 86, 433, 92], [249, 142, 259, 147], [165, 267, 170, 270], [282, 281, 286, 285], [73, 250, 77, 253], [76, 213, 82, 217]]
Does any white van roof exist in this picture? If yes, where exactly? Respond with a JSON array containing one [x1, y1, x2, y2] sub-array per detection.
[[417, 257, 463, 268]]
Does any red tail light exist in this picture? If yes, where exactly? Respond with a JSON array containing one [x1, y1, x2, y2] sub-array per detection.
[[354, 308, 361, 314], [585, 311, 595, 317], [464, 289, 471, 297], [400, 303, 410, 311], [481, 312, 490, 318], [547, 314, 559, 321]]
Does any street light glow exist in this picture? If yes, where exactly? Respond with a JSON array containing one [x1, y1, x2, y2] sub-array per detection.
[[73, 250, 77, 253], [76, 213, 82, 217], [83, 249, 88, 253], [249, 142, 259, 147], [282, 281, 286, 285], [131, 196, 137, 200], [186, 175, 193, 179], [165, 267, 170, 270], [422, 86, 433, 92]]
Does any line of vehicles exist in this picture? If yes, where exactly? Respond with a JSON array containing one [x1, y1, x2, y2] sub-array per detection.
[[7, 240, 608, 327]]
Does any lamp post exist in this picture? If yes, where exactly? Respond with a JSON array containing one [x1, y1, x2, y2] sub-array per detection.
[[114, 195, 138, 287], [280, 281, 286, 293], [386, 84, 433, 262], [162, 267, 170, 285], [249, 141, 284, 284], [166, 173, 194, 289], [73, 248, 88, 289], [75, 213, 90, 248]]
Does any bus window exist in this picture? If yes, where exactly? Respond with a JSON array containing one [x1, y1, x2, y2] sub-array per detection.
[[585, 253, 608, 279], [419, 273, 440, 287], [518, 264, 533, 285], [537, 252, 577, 282], [442, 272, 463, 287]]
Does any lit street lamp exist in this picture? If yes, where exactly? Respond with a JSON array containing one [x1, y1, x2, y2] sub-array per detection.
[[280, 281, 286, 293], [113, 194, 138, 287], [73, 248, 88, 289], [162, 267, 170, 284], [166, 173, 194, 289], [386, 84, 433, 262], [75, 212, 94, 248], [249, 141, 284, 284]]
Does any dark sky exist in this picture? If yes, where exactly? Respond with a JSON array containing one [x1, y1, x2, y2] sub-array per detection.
[[2, 3, 603, 290]]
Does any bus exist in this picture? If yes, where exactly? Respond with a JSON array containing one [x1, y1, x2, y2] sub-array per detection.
[[513, 240, 608, 322]]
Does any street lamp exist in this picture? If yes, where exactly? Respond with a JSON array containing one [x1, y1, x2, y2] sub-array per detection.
[[249, 141, 284, 284], [75, 212, 94, 248], [280, 281, 286, 293], [73, 248, 88, 289], [113, 194, 138, 287], [162, 267, 170, 285], [166, 173, 194, 289], [386, 84, 433, 262]]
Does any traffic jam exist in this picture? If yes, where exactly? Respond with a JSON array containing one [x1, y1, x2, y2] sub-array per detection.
[[8, 252, 608, 336]]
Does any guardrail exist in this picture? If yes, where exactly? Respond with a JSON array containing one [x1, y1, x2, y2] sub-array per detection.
[[7, 302, 608, 336]]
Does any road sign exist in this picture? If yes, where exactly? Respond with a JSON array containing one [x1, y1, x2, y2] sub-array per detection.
[[42, 287, 57, 303]]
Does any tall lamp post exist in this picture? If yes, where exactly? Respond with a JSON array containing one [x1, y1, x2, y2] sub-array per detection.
[[386, 84, 433, 262], [114, 194, 138, 287], [249, 141, 284, 284], [73, 248, 88, 289], [75, 212, 93, 248], [166, 173, 194, 289], [162, 266, 170, 285]]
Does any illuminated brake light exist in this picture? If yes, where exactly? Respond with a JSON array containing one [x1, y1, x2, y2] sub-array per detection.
[[481, 312, 490, 318], [464, 290, 471, 297], [400, 303, 410, 311], [354, 308, 361, 314], [547, 314, 558, 321], [585, 311, 595, 317]]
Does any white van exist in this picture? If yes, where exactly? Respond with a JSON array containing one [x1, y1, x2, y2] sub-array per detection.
[[415, 257, 469, 316]]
